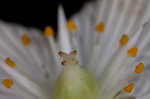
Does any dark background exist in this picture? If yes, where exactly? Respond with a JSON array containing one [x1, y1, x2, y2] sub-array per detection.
[[0, 0, 90, 32]]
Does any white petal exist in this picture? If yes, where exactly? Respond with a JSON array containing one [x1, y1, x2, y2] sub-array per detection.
[[0, 95, 24, 99], [0, 69, 36, 99], [133, 72, 150, 99], [0, 21, 59, 85], [58, 5, 72, 53], [72, 0, 150, 98], [95, 0, 150, 78], [73, 0, 150, 78], [0, 21, 56, 98], [0, 60, 51, 99], [72, 2, 96, 66]]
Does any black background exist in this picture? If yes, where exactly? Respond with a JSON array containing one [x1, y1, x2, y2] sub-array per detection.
[[0, 0, 90, 32]]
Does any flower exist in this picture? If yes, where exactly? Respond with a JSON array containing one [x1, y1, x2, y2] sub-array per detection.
[[0, 0, 150, 99]]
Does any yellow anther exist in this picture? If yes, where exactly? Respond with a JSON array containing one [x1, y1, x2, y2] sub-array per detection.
[[124, 83, 134, 93], [67, 19, 77, 32], [120, 34, 128, 46], [96, 21, 105, 33], [44, 26, 54, 37], [135, 62, 144, 74], [2, 79, 13, 88], [127, 47, 138, 58], [5, 58, 16, 68], [21, 34, 31, 46]]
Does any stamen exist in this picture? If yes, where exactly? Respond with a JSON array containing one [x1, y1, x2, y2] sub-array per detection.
[[5, 58, 16, 68], [135, 62, 144, 74], [21, 34, 31, 46], [124, 83, 134, 93], [67, 19, 77, 32], [120, 34, 129, 46], [96, 21, 105, 33], [44, 26, 54, 37], [127, 47, 138, 57], [2, 79, 13, 88]]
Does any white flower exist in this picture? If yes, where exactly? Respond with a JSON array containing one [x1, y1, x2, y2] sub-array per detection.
[[0, 0, 150, 99]]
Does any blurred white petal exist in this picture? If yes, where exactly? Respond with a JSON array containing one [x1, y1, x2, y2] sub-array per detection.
[[0, 0, 150, 99], [72, 0, 150, 98], [0, 21, 54, 99]]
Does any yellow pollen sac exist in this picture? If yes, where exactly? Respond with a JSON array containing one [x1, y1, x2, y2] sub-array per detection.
[[21, 34, 31, 46], [2, 79, 13, 88], [124, 83, 134, 93], [120, 34, 128, 46], [44, 26, 54, 37], [96, 21, 105, 33], [67, 19, 77, 32], [5, 58, 16, 68], [135, 62, 144, 74], [127, 47, 138, 58]]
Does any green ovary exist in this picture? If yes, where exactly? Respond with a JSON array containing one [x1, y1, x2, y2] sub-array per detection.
[[54, 64, 99, 99]]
